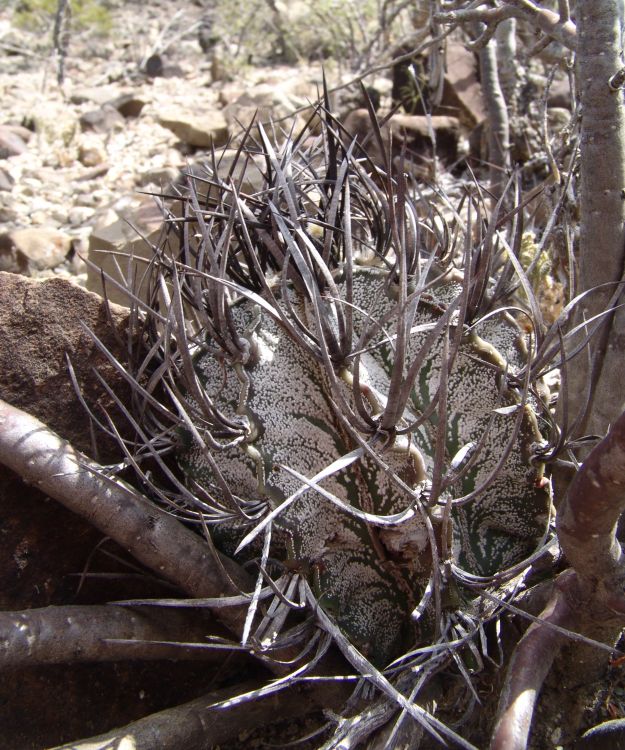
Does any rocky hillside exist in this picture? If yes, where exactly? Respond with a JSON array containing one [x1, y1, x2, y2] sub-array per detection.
[[0, 0, 330, 286]]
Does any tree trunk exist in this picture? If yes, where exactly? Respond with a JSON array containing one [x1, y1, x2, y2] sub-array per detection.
[[565, 0, 625, 442]]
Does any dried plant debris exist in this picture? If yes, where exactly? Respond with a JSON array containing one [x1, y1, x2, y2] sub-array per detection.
[[98, 108, 554, 745]]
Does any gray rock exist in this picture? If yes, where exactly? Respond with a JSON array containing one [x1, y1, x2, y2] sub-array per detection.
[[0, 167, 15, 192], [143, 56, 183, 78], [0, 271, 129, 457], [0, 204, 18, 223], [144, 53, 164, 78], [341, 109, 461, 169], [79, 105, 125, 134], [69, 84, 121, 106], [444, 40, 485, 127], [107, 92, 147, 118], [77, 135, 107, 167], [135, 165, 179, 187], [157, 109, 229, 148], [3, 124, 33, 143], [87, 198, 167, 306], [0, 126, 27, 158], [0, 228, 72, 275]]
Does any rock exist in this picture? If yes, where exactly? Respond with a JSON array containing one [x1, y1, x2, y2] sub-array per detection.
[[0, 203, 18, 223], [176, 149, 268, 198], [548, 76, 572, 109], [77, 133, 107, 166], [135, 165, 179, 187], [145, 53, 165, 77], [390, 114, 460, 139], [342, 109, 461, 170], [548, 107, 571, 132], [69, 84, 121, 106], [443, 41, 485, 127], [79, 105, 126, 134], [28, 102, 79, 148], [143, 53, 185, 79], [0, 228, 72, 275], [392, 40, 484, 128], [221, 83, 309, 130], [390, 114, 461, 162], [3, 123, 33, 143], [68, 206, 96, 226], [107, 92, 147, 118], [87, 197, 167, 305], [0, 125, 27, 158], [74, 163, 111, 182], [0, 166, 15, 192], [157, 109, 229, 148], [0, 272, 130, 457]]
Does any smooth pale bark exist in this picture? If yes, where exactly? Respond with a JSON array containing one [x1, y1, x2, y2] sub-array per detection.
[[0, 399, 252, 639], [0, 605, 228, 666], [496, 17, 518, 120], [557, 409, 625, 608], [477, 29, 511, 202], [490, 573, 577, 750], [47, 680, 347, 750], [565, 1, 625, 439]]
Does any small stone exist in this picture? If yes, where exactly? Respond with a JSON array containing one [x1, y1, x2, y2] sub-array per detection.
[[0, 126, 27, 158], [77, 134, 107, 167], [68, 206, 96, 226], [0, 167, 15, 192], [79, 106, 125, 134], [28, 103, 79, 148], [135, 165, 178, 187], [3, 124, 33, 143], [87, 197, 167, 305], [145, 53, 164, 78], [107, 93, 147, 119], [0, 205, 18, 223], [0, 227, 72, 275], [157, 109, 229, 148]]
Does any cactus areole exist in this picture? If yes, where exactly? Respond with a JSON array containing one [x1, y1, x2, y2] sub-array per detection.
[[142, 122, 551, 668]]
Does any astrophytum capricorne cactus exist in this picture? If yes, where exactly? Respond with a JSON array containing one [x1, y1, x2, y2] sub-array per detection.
[[113, 111, 551, 717]]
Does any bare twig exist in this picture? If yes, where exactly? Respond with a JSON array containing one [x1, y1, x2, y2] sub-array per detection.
[[434, 1, 576, 51], [52, 0, 70, 85], [475, 25, 511, 203], [0, 399, 252, 636], [0, 605, 229, 666], [47, 679, 343, 750]]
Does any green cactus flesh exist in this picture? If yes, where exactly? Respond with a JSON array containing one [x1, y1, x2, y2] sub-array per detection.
[[178, 266, 550, 666]]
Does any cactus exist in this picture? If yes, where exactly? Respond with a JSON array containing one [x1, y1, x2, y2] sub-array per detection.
[[115, 110, 552, 740]]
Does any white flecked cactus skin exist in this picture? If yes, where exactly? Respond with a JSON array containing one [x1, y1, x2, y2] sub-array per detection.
[[130, 115, 551, 671], [176, 268, 549, 665]]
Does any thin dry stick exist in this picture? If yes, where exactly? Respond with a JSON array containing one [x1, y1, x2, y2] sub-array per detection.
[[0, 605, 229, 666], [0, 398, 252, 636], [434, 1, 576, 51]]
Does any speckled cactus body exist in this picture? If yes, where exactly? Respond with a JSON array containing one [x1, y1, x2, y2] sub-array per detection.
[[112, 108, 558, 670], [178, 259, 550, 665]]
